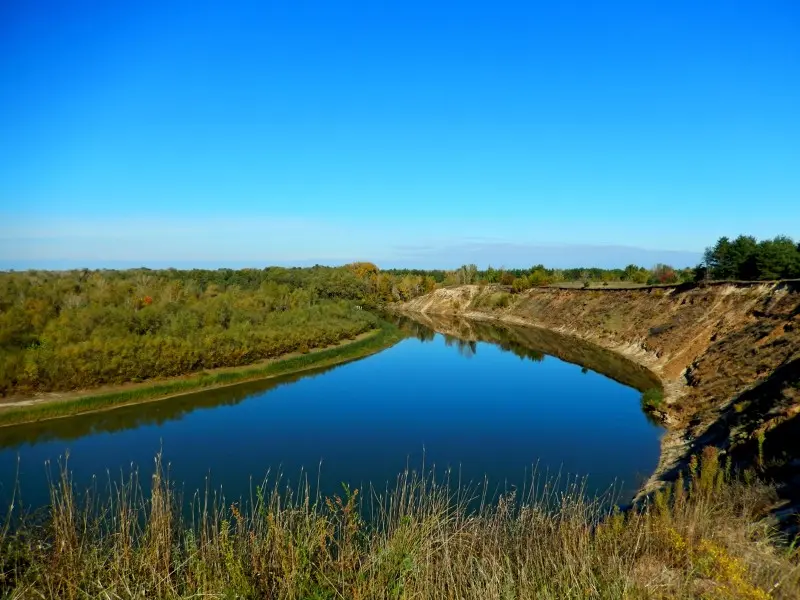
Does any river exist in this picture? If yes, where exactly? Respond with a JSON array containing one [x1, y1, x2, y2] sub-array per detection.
[[0, 315, 663, 509]]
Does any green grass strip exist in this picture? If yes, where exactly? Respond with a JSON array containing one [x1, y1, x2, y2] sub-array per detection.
[[0, 320, 404, 428]]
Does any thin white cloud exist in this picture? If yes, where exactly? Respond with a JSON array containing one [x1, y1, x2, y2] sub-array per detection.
[[0, 215, 702, 269], [0, 215, 362, 262]]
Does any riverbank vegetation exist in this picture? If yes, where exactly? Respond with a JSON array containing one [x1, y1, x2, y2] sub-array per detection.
[[0, 448, 797, 599], [0, 322, 402, 428], [0, 266, 430, 397], [641, 388, 665, 412]]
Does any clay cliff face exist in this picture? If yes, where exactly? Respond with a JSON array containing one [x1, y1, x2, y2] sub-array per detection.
[[395, 282, 800, 524]]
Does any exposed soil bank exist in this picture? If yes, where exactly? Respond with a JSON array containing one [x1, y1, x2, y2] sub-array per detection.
[[395, 282, 800, 529]]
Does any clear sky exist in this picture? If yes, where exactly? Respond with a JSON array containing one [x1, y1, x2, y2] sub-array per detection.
[[1, 0, 798, 269]]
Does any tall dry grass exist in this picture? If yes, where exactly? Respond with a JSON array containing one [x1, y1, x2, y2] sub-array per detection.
[[1, 447, 798, 599]]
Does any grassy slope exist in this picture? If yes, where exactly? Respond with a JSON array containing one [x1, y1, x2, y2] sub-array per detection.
[[1, 447, 797, 599], [0, 320, 404, 428]]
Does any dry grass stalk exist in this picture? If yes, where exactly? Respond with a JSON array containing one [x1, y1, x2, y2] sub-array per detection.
[[1, 448, 798, 599]]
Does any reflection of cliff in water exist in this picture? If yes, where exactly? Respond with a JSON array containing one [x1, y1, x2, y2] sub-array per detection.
[[0, 365, 341, 450], [389, 315, 438, 343], [388, 313, 550, 363], [387, 312, 659, 392]]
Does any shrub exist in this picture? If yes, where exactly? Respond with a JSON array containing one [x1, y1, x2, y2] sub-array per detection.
[[494, 293, 510, 308], [0, 270, 381, 395], [511, 277, 528, 293], [641, 387, 664, 411], [499, 272, 516, 286], [474, 292, 511, 310]]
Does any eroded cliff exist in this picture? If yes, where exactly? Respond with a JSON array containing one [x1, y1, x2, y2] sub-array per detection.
[[396, 282, 800, 528]]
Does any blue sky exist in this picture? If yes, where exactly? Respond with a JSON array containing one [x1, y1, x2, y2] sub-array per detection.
[[1, 1, 798, 269]]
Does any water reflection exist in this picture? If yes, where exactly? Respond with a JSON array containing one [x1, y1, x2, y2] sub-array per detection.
[[1, 314, 660, 452], [0, 366, 340, 449], [386, 312, 659, 392]]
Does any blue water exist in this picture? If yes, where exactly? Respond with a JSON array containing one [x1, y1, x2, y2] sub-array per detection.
[[0, 320, 662, 509]]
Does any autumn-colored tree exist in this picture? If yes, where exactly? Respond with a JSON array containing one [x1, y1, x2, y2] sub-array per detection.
[[346, 262, 380, 280], [650, 264, 678, 284]]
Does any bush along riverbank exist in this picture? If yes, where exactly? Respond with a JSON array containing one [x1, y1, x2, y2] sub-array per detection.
[[0, 447, 798, 599], [0, 320, 404, 428], [0, 265, 439, 397]]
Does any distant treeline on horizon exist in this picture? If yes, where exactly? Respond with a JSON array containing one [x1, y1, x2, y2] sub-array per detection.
[[4, 235, 799, 288], [383, 233, 800, 287]]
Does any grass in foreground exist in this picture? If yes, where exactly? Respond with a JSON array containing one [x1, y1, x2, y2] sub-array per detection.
[[1, 447, 798, 599], [0, 321, 403, 428]]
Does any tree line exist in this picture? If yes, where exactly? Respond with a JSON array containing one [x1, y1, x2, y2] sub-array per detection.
[[702, 235, 800, 281], [427, 262, 696, 291], [403, 234, 799, 292]]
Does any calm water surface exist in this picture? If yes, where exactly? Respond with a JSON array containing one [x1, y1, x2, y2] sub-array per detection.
[[0, 318, 663, 508]]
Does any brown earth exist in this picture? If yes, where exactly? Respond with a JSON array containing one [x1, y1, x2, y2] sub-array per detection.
[[395, 281, 800, 531]]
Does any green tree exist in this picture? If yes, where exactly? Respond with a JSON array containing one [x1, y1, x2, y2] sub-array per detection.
[[704, 234, 799, 280], [754, 236, 800, 280], [704, 235, 758, 279], [622, 264, 640, 281], [527, 269, 551, 287]]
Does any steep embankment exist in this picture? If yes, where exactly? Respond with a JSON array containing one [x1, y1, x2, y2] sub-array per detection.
[[397, 282, 800, 525]]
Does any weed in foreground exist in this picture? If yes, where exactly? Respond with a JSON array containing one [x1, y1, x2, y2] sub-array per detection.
[[0, 447, 798, 599]]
